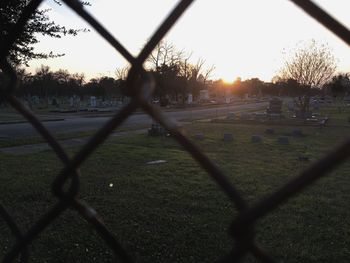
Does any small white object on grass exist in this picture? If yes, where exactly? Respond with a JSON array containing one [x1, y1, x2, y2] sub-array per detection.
[[147, 160, 167, 165], [109, 183, 113, 187]]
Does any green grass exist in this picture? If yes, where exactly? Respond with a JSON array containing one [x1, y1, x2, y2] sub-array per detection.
[[0, 131, 93, 148], [318, 104, 350, 124], [0, 124, 148, 148], [1, 120, 350, 262], [179, 106, 266, 122], [0, 113, 25, 122]]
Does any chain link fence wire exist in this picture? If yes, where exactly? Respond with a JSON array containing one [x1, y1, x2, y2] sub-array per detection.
[[1, 0, 350, 262]]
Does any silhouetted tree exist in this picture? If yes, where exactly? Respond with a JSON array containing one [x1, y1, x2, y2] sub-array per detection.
[[327, 73, 350, 98], [115, 66, 129, 81], [0, 0, 89, 66], [147, 41, 215, 104], [278, 40, 337, 117]]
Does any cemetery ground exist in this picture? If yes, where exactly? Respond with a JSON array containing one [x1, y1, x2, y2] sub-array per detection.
[[0, 106, 350, 262]]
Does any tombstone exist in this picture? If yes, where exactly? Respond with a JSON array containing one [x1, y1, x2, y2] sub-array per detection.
[[90, 96, 97, 107], [267, 98, 282, 115], [278, 136, 289, 145], [251, 135, 262, 143], [310, 99, 319, 110], [194, 133, 204, 140], [148, 123, 167, 136], [23, 100, 31, 110], [69, 96, 74, 107], [199, 89, 209, 101], [287, 101, 295, 112], [298, 155, 309, 161], [254, 112, 266, 120], [291, 129, 303, 137], [75, 96, 81, 107], [319, 117, 329, 128], [31, 96, 39, 105], [52, 98, 58, 107], [344, 96, 350, 106], [294, 109, 312, 119], [226, 112, 236, 120], [240, 112, 251, 120], [265, 128, 275, 134], [223, 133, 233, 141], [187, 94, 193, 104]]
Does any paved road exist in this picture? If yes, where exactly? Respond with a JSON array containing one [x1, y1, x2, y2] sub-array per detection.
[[0, 102, 267, 138]]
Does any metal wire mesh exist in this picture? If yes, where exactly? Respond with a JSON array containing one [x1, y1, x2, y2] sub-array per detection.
[[1, 0, 350, 262]]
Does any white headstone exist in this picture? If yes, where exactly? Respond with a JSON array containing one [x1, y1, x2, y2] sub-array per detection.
[[69, 97, 74, 107], [90, 96, 96, 107], [187, 94, 193, 104], [199, 89, 209, 100]]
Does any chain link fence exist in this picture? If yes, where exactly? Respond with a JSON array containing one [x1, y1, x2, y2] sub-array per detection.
[[1, 0, 350, 262]]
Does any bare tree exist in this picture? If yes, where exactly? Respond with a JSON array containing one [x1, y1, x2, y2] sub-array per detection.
[[278, 40, 337, 117], [280, 40, 336, 87], [178, 52, 192, 81], [183, 57, 215, 84], [54, 69, 70, 84], [202, 64, 215, 84], [115, 66, 130, 80], [147, 41, 181, 70], [146, 40, 216, 103], [71, 73, 85, 87]]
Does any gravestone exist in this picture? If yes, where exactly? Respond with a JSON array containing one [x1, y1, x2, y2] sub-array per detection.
[[278, 136, 289, 145], [265, 128, 275, 134], [226, 112, 236, 120], [75, 96, 80, 108], [223, 133, 233, 141], [240, 112, 251, 120], [69, 96, 74, 107], [148, 123, 167, 136], [291, 129, 303, 137], [90, 96, 97, 107], [187, 94, 193, 104], [310, 99, 319, 110], [287, 101, 295, 112], [52, 98, 58, 107], [298, 155, 309, 161], [194, 133, 204, 140], [31, 96, 40, 105], [254, 112, 266, 120], [251, 135, 262, 143], [267, 98, 282, 114]]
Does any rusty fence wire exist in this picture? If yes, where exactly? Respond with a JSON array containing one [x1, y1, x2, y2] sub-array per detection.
[[1, 0, 350, 262]]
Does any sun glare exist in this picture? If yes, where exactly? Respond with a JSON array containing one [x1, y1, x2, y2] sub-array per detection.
[[222, 77, 233, 85]]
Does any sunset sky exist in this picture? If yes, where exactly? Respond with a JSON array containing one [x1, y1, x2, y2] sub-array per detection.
[[27, 0, 350, 82]]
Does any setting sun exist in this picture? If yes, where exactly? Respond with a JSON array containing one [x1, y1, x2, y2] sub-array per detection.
[[221, 77, 234, 85]]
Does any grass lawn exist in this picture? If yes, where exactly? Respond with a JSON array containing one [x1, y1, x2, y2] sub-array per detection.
[[318, 104, 350, 124], [0, 120, 350, 262], [0, 124, 149, 148]]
